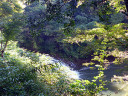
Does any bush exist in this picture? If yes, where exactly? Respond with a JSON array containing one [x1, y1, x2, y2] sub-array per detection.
[[0, 41, 107, 96]]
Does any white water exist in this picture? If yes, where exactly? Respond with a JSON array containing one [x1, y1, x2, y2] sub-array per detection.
[[47, 56, 128, 95], [33, 53, 128, 95], [39, 54, 80, 79]]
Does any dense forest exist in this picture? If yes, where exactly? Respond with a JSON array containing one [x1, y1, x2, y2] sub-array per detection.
[[0, 0, 128, 95]]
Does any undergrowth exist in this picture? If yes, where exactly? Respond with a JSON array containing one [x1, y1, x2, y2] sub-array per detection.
[[0, 41, 106, 96]]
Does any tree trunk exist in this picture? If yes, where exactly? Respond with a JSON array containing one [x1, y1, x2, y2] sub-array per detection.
[[1, 50, 4, 57], [1, 40, 8, 58]]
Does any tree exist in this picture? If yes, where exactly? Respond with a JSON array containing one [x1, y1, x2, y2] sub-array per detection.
[[0, 1, 24, 57]]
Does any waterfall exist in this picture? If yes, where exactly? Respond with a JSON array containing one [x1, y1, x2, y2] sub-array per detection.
[[39, 54, 80, 79]]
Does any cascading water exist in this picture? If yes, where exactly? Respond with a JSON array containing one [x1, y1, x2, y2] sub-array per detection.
[[47, 55, 128, 95], [39, 54, 80, 80], [38, 54, 128, 95]]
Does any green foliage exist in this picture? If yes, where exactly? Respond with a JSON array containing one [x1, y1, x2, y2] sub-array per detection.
[[2, 13, 24, 41], [110, 13, 125, 24], [109, 0, 126, 12], [18, 0, 128, 66], [0, 41, 68, 95], [0, 41, 107, 96], [0, 0, 24, 57], [1, 0, 126, 95], [69, 70, 106, 96], [0, 0, 23, 15], [63, 21, 128, 66], [75, 15, 88, 24], [0, 2, 13, 17]]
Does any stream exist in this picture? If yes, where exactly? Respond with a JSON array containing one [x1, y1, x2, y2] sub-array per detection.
[[78, 65, 128, 96], [52, 57, 128, 96], [18, 1, 128, 95]]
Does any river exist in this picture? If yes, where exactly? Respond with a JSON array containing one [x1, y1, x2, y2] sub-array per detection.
[[78, 64, 128, 96], [53, 57, 128, 96]]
